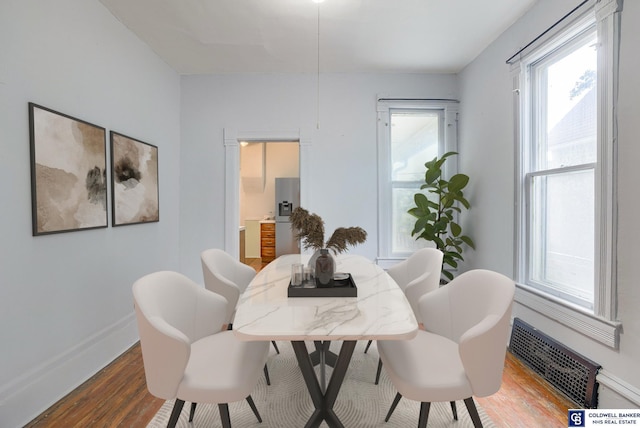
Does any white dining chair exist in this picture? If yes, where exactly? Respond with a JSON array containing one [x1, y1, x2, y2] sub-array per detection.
[[386, 247, 444, 325], [377, 269, 515, 428], [365, 248, 443, 385], [201, 248, 280, 354], [133, 270, 269, 428]]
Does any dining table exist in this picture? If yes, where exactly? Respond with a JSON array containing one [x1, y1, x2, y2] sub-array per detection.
[[232, 253, 418, 428]]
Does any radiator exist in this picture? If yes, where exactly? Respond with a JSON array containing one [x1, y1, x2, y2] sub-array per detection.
[[509, 317, 601, 408]]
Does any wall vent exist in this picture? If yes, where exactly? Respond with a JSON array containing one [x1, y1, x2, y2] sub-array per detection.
[[509, 317, 601, 408]]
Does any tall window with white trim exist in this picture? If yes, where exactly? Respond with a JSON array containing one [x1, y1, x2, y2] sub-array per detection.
[[377, 100, 458, 264], [513, 0, 622, 342], [526, 25, 598, 308]]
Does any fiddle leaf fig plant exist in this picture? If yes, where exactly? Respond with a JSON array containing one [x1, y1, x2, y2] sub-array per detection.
[[408, 151, 475, 282]]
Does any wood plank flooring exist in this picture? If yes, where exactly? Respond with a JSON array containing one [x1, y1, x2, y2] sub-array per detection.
[[25, 344, 574, 427], [25, 258, 575, 427], [24, 344, 164, 427]]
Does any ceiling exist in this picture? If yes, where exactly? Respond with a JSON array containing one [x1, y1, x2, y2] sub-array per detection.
[[99, 0, 538, 75]]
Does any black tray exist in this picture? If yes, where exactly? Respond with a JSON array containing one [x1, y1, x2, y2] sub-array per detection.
[[287, 273, 357, 298]]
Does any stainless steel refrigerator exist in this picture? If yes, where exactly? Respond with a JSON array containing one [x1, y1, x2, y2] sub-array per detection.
[[275, 177, 300, 256]]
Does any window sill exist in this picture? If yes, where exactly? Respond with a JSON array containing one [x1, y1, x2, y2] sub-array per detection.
[[376, 257, 405, 270], [515, 284, 621, 349]]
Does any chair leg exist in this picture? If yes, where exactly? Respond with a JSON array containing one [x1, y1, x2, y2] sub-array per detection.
[[188, 402, 197, 422], [450, 401, 458, 420], [246, 395, 262, 423], [374, 358, 383, 385], [264, 363, 271, 386], [463, 397, 483, 428], [271, 340, 280, 354], [384, 392, 403, 422], [418, 402, 431, 428], [167, 399, 185, 428], [218, 403, 232, 428], [364, 339, 373, 353]]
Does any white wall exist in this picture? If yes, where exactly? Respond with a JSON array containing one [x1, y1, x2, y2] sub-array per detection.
[[459, 0, 640, 407], [0, 1, 181, 426], [179, 73, 459, 281]]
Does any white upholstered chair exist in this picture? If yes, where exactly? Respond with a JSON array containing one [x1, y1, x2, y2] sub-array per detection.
[[377, 269, 515, 428], [365, 248, 444, 384], [386, 247, 444, 325], [133, 271, 269, 428], [201, 248, 280, 355]]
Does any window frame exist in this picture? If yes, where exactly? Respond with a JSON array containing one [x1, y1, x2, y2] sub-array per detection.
[[512, 0, 622, 348], [376, 99, 459, 269], [525, 24, 598, 309]]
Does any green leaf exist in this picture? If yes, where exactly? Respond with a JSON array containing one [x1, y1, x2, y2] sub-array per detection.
[[460, 235, 475, 249], [442, 195, 455, 208], [434, 220, 448, 232], [433, 236, 445, 250], [425, 166, 441, 184], [442, 270, 454, 281], [414, 193, 429, 208], [448, 174, 469, 192], [450, 222, 461, 237], [407, 207, 420, 218], [443, 256, 458, 269], [424, 157, 437, 170], [411, 217, 429, 235]]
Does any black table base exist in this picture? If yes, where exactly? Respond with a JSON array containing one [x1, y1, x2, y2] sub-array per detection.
[[291, 340, 357, 428], [310, 340, 338, 367]]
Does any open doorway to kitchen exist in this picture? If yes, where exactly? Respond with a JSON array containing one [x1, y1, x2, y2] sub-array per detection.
[[223, 128, 311, 266], [240, 141, 300, 269]]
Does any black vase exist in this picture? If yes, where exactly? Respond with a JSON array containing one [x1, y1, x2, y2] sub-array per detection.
[[315, 248, 335, 287]]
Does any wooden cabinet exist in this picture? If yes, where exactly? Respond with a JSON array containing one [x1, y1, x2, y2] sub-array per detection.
[[260, 222, 276, 263], [239, 228, 246, 263]]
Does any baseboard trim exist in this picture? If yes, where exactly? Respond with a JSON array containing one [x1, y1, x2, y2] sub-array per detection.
[[0, 312, 138, 428], [597, 369, 640, 407]]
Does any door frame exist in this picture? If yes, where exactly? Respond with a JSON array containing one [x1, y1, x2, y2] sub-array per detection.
[[224, 128, 312, 259]]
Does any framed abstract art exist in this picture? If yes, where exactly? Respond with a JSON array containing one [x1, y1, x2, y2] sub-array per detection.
[[29, 103, 108, 235], [110, 131, 159, 226]]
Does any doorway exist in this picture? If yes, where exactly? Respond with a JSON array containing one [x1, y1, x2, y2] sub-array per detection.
[[240, 141, 300, 267], [223, 128, 311, 263]]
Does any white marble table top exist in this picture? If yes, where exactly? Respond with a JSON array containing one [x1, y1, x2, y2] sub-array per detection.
[[233, 254, 418, 341]]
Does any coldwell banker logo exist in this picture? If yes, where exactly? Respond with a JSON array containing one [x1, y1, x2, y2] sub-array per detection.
[[569, 410, 586, 427]]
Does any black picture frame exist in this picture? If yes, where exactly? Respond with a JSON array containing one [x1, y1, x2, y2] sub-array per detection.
[[28, 102, 108, 236], [110, 131, 159, 226]]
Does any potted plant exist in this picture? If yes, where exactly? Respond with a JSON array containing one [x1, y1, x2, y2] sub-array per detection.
[[289, 207, 367, 267], [408, 151, 475, 282]]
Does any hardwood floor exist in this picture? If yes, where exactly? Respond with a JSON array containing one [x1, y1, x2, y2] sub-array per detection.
[[477, 352, 574, 427], [24, 344, 164, 428], [25, 258, 574, 427], [25, 344, 574, 427]]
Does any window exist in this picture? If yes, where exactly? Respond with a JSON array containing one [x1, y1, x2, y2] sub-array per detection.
[[526, 27, 598, 309], [377, 100, 458, 266], [512, 0, 622, 347]]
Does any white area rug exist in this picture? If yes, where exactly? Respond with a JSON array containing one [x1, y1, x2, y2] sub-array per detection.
[[147, 340, 495, 428]]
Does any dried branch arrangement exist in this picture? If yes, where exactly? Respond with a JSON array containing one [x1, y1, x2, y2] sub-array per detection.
[[290, 207, 367, 254]]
